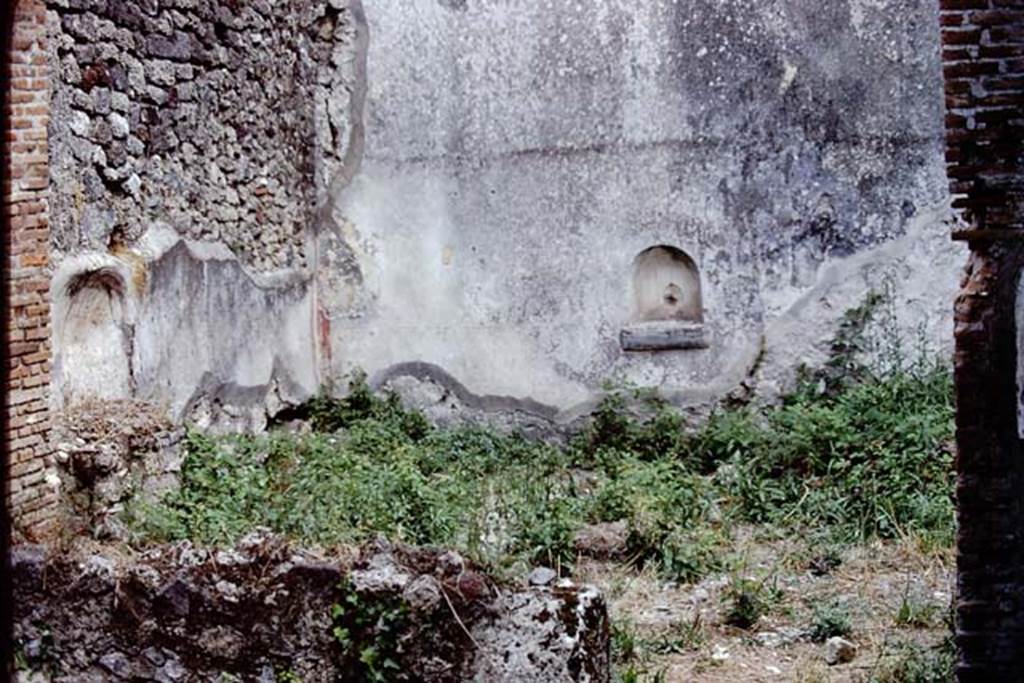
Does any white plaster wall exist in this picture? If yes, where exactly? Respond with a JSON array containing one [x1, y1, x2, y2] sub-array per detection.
[[324, 0, 960, 414]]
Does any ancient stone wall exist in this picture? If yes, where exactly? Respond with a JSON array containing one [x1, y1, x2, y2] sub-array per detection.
[[11, 538, 610, 682], [46, 0, 357, 271], [41, 0, 362, 433], [940, 0, 1024, 678], [1, 0, 976, 534], [4, 0, 361, 537], [32, 0, 966, 434], [4, 0, 59, 541]]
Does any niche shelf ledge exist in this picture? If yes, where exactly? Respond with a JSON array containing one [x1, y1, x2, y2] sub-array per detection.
[[620, 320, 707, 352]]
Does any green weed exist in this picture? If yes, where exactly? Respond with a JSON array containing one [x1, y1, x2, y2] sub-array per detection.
[[722, 574, 782, 630], [331, 580, 408, 682], [870, 638, 956, 683], [611, 619, 639, 663], [645, 614, 708, 654], [809, 600, 852, 642], [894, 591, 939, 629]]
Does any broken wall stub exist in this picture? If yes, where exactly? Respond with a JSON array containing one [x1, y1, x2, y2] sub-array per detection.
[[940, 0, 1024, 678], [51, 399, 183, 539], [11, 537, 611, 682]]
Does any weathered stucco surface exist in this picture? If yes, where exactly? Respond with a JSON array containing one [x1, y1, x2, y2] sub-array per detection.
[[45, 0, 960, 426], [323, 0, 961, 417], [51, 226, 317, 430]]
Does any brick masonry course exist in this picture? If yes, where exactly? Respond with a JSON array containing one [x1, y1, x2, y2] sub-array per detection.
[[4, 0, 57, 541], [942, 0, 1024, 677]]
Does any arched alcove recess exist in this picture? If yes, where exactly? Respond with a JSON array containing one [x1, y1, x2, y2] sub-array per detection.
[[58, 269, 132, 405], [632, 246, 703, 323], [621, 246, 707, 351]]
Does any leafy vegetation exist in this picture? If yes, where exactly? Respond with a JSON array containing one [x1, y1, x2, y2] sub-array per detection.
[[129, 362, 953, 579], [646, 615, 708, 654], [129, 289, 954, 587], [330, 580, 409, 682], [809, 600, 853, 643], [121, 292, 957, 680], [721, 574, 782, 629], [894, 589, 940, 630], [870, 638, 956, 683]]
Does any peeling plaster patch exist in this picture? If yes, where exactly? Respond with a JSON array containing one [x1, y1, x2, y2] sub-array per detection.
[[779, 60, 798, 94], [51, 226, 318, 429], [52, 254, 138, 411]]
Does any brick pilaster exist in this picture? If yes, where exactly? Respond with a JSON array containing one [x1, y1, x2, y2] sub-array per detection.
[[941, 0, 1024, 678], [942, 0, 1024, 233], [4, 0, 57, 541]]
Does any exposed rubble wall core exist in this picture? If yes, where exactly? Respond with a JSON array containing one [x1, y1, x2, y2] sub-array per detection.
[[46, 0, 359, 271], [940, 0, 1024, 678], [11, 538, 611, 682]]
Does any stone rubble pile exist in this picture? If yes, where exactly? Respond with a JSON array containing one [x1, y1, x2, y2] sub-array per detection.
[[52, 399, 183, 538]]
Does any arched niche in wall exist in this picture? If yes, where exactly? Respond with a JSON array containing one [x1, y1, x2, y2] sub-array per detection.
[[621, 245, 708, 351], [57, 268, 132, 405]]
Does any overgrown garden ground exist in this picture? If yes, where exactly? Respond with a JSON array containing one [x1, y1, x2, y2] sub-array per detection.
[[125, 301, 957, 682]]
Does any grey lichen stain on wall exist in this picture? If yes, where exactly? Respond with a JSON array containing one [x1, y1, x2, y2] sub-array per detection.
[[666, 0, 942, 253]]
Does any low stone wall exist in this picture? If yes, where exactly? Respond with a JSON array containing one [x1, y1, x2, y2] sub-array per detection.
[[11, 536, 610, 682]]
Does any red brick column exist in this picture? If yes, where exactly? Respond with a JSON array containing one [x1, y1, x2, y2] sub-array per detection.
[[941, 0, 1024, 678], [943, 0, 1024, 237], [3, 0, 57, 541]]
